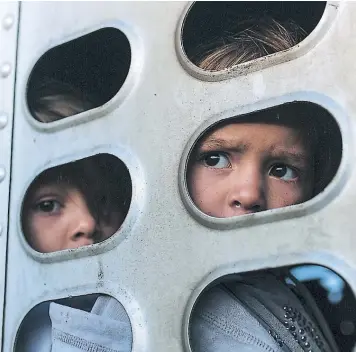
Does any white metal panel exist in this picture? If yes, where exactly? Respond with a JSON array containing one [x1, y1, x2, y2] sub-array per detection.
[[0, 1, 18, 350], [4, 1, 356, 352]]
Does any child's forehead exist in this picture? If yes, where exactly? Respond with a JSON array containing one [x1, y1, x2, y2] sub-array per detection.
[[28, 179, 79, 197], [201, 121, 304, 145]]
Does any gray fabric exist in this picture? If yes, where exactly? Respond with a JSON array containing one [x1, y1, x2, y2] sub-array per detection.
[[15, 302, 52, 352], [226, 273, 339, 352], [91, 296, 131, 325], [190, 285, 282, 352], [190, 274, 339, 352]]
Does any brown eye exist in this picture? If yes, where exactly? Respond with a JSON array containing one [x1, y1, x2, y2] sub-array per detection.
[[203, 153, 230, 168], [269, 164, 298, 180], [35, 200, 61, 213]]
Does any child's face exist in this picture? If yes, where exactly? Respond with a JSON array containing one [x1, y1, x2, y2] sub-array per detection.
[[188, 122, 314, 218], [23, 182, 123, 253]]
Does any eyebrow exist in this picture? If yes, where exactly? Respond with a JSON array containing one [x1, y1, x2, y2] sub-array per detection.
[[197, 137, 310, 166], [197, 137, 249, 154], [269, 149, 310, 166]]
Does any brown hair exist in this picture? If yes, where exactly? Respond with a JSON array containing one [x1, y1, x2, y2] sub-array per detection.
[[23, 80, 132, 243], [193, 17, 307, 71], [189, 102, 341, 197], [22, 154, 131, 241]]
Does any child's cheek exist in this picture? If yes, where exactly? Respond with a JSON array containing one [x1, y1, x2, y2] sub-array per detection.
[[189, 167, 209, 202], [268, 180, 307, 208]]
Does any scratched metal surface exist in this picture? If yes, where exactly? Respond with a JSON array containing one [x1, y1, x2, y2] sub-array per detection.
[[0, 1, 18, 350], [3, 1, 356, 351]]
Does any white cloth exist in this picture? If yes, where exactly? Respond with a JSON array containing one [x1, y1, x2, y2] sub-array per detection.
[[51, 295, 132, 352], [16, 296, 132, 352]]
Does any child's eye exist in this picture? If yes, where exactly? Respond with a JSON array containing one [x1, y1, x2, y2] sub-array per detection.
[[35, 200, 61, 213], [202, 152, 230, 168], [269, 164, 298, 181]]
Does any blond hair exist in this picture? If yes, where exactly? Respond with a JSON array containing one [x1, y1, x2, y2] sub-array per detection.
[[28, 79, 95, 123], [194, 17, 306, 71]]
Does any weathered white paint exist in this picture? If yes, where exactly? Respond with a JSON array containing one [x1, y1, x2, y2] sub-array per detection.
[[0, 1, 18, 350], [2, 2, 356, 352]]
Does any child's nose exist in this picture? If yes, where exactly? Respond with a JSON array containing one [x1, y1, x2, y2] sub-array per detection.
[[69, 208, 97, 247], [227, 168, 265, 214]]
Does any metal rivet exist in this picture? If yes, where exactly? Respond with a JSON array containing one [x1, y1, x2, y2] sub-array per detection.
[[0, 113, 8, 129], [0, 62, 11, 78], [2, 14, 14, 30], [0, 167, 6, 182]]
